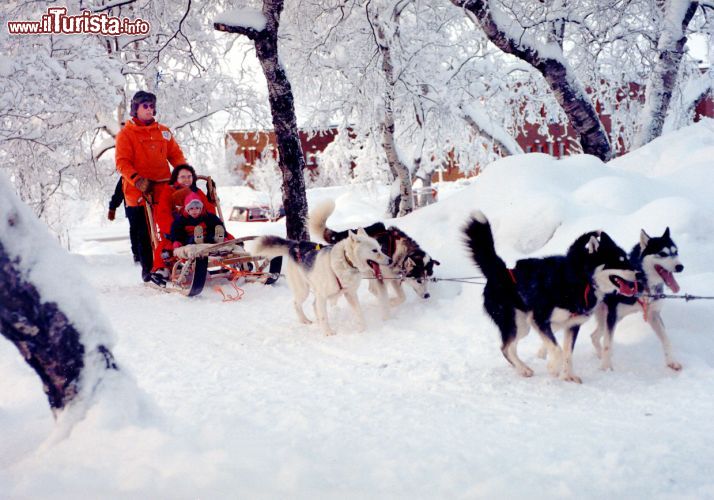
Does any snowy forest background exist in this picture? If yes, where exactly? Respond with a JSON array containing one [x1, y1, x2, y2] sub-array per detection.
[[1, 0, 714, 497], [2, 0, 712, 232]]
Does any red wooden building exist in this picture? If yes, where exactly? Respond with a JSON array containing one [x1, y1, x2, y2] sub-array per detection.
[[226, 128, 338, 181], [422, 88, 713, 182], [226, 91, 713, 184]]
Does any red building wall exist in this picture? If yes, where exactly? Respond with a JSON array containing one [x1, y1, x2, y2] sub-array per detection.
[[227, 91, 713, 183], [226, 128, 338, 181], [694, 93, 714, 121], [515, 86, 713, 159]]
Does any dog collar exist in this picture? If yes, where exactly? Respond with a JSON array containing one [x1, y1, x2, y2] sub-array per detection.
[[343, 251, 357, 270]]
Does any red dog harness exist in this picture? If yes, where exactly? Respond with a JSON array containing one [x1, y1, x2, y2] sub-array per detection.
[[508, 268, 592, 316]]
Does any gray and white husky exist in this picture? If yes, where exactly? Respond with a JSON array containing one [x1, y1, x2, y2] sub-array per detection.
[[309, 200, 439, 311], [590, 228, 685, 371], [254, 230, 391, 336]]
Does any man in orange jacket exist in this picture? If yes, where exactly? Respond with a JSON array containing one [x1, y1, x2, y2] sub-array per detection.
[[115, 90, 187, 284]]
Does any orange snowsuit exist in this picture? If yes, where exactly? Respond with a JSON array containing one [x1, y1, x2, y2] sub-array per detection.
[[115, 118, 187, 207]]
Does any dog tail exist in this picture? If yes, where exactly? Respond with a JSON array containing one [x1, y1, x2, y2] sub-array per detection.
[[308, 199, 339, 243], [463, 211, 510, 283], [253, 235, 292, 259]]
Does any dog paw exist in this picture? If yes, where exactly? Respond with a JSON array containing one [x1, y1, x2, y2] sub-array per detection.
[[300, 318, 313, 325], [600, 362, 613, 372], [667, 361, 682, 371], [517, 366, 534, 377], [560, 373, 582, 384], [389, 297, 405, 307]]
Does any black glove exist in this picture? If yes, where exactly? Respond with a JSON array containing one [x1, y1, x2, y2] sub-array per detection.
[[107, 209, 116, 221]]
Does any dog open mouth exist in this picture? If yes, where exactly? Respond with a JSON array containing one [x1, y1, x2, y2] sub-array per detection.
[[610, 275, 637, 296], [655, 264, 680, 293], [367, 260, 383, 281]]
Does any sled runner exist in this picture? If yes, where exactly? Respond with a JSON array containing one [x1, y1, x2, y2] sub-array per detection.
[[145, 175, 280, 297]]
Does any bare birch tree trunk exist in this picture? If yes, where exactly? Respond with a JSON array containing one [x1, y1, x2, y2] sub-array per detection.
[[633, 0, 699, 148], [215, 0, 308, 240], [411, 102, 435, 207], [0, 241, 117, 413], [452, 0, 612, 162], [382, 110, 414, 217], [372, 17, 414, 217]]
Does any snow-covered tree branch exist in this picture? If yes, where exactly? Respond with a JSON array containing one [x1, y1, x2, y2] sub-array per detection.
[[451, 0, 612, 161]]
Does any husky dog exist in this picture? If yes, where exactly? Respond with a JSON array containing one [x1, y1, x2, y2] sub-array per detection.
[[309, 200, 440, 309], [590, 228, 684, 371], [254, 229, 391, 336], [464, 211, 637, 383]]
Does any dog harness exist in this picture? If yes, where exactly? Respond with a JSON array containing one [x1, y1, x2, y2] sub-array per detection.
[[635, 283, 661, 321], [380, 230, 420, 281], [507, 268, 592, 316], [292, 243, 321, 264], [637, 296, 650, 321], [335, 251, 358, 290]]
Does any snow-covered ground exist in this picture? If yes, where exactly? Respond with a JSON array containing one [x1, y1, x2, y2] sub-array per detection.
[[2, 121, 714, 498]]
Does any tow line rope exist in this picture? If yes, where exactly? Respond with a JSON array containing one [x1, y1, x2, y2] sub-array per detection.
[[360, 274, 714, 301], [643, 292, 714, 302], [430, 277, 486, 284], [360, 275, 486, 284]]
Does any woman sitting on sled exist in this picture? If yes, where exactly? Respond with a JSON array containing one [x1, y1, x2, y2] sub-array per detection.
[[170, 192, 233, 248]]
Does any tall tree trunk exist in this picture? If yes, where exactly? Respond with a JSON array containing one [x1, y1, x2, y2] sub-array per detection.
[[215, 1, 308, 240], [634, 0, 699, 148], [411, 104, 435, 207], [373, 18, 414, 217], [381, 113, 414, 217], [0, 240, 117, 414], [452, 0, 612, 161]]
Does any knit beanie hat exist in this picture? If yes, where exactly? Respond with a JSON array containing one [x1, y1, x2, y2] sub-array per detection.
[[185, 192, 204, 212], [130, 90, 157, 118]]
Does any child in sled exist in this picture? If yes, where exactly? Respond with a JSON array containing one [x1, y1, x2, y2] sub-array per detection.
[[170, 192, 231, 248]]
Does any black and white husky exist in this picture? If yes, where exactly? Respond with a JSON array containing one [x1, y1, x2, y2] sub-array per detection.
[[309, 199, 439, 310], [254, 230, 391, 336], [464, 211, 638, 383], [590, 228, 685, 371]]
